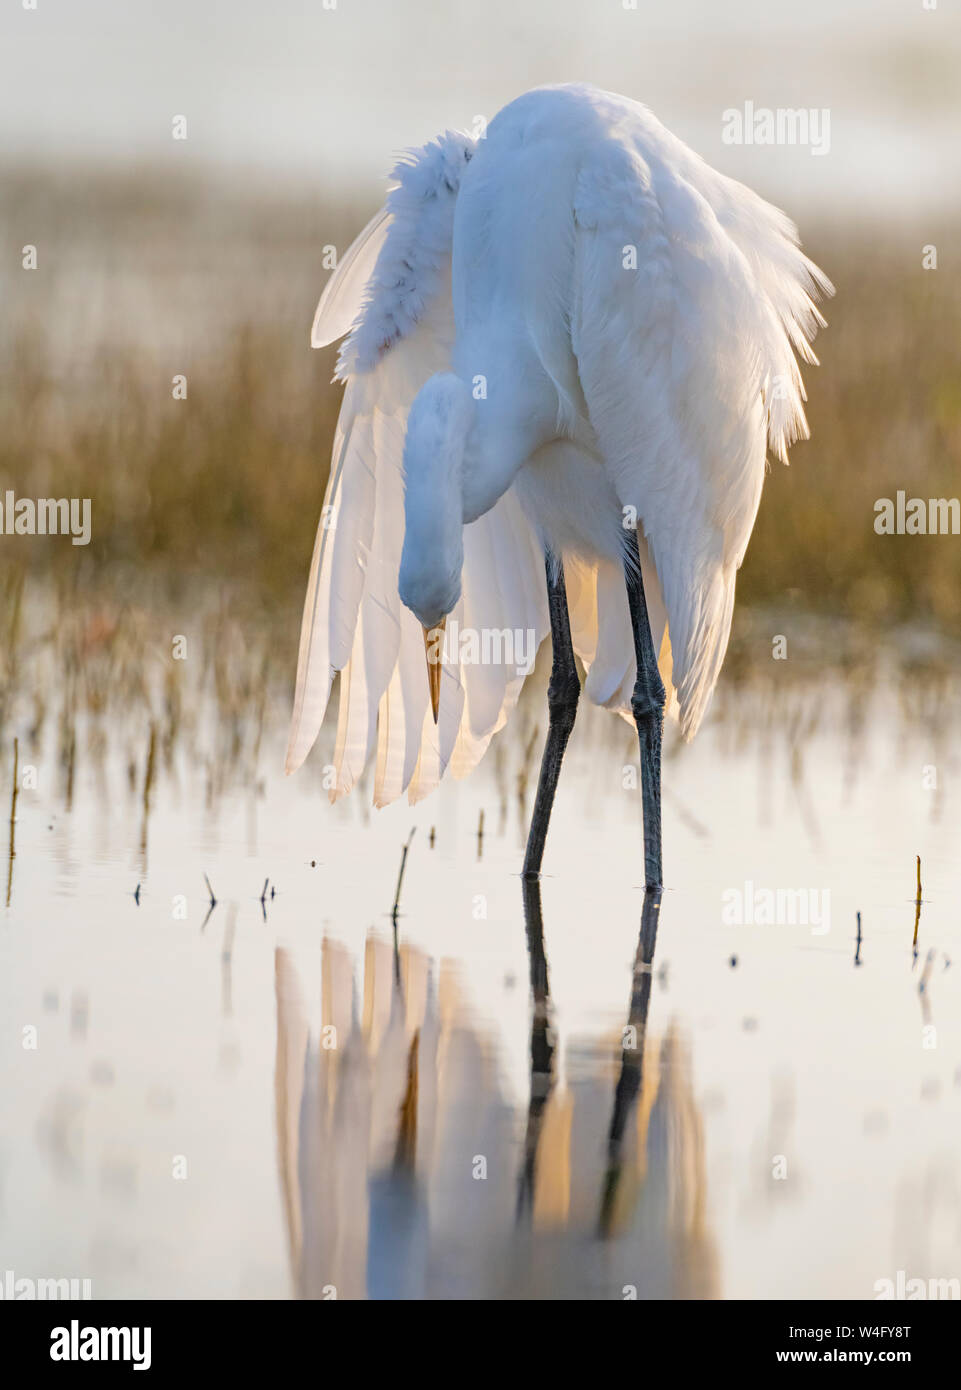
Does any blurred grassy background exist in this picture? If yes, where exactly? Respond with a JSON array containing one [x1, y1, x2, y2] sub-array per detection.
[[2, 163, 960, 662]]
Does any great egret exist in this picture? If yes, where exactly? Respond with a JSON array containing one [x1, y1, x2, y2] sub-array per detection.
[[287, 83, 831, 888]]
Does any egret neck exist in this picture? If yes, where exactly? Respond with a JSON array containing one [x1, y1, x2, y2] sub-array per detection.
[[398, 372, 475, 720]]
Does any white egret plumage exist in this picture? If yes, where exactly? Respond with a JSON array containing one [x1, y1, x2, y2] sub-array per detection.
[[287, 83, 832, 886]]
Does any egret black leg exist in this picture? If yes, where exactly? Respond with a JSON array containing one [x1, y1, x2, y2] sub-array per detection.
[[624, 531, 665, 889], [522, 554, 580, 879]]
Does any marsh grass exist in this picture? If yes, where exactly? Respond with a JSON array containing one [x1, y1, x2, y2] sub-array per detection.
[[4, 165, 961, 624], [744, 229, 961, 626]]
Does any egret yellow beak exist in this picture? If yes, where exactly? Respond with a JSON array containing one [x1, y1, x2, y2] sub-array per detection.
[[422, 618, 446, 724]]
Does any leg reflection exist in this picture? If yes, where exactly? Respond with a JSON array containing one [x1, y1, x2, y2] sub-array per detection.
[[600, 886, 663, 1236], [516, 875, 556, 1220], [517, 879, 665, 1239]]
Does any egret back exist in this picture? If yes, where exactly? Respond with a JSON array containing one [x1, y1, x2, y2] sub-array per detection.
[[442, 83, 830, 739]]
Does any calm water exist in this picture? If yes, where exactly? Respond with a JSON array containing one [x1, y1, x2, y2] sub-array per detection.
[[1, 635, 960, 1300]]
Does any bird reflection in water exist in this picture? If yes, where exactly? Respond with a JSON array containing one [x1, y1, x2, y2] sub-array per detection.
[[274, 885, 718, 1299]]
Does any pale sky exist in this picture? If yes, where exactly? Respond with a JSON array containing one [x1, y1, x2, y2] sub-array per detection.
[[2, 0, 960, 213]]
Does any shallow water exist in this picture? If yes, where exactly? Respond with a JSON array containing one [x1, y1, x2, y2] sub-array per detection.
[[1, 638, 960, 1300]]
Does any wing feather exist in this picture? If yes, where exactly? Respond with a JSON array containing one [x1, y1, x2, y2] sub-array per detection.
[[311, 207, 392, 349], [572, 119, 829, 737]]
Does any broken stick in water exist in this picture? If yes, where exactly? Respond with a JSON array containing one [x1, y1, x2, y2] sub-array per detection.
[[392, 827, 416, 922], [6, 736, 18, 908], [912, 855, 922, 956]]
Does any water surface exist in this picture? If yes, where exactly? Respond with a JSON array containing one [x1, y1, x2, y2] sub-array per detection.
[[1, 621, 960, 1299]]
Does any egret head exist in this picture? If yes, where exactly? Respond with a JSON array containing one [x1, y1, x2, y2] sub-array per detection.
[[398, 373, 474, 720]]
